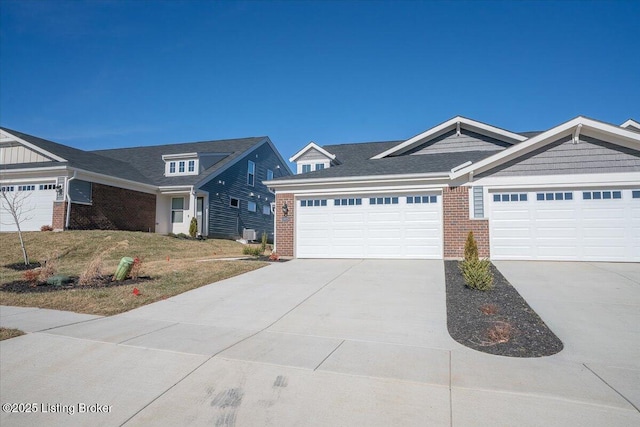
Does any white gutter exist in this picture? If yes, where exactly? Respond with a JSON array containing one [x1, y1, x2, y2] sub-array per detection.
[[65, 171, 77, 229]]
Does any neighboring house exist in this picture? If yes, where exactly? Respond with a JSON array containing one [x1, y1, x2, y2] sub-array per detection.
[[266, 116, 640, 262], [0, 127, 291, 239]]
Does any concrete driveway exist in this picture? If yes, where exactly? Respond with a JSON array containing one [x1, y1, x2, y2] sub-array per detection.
[[1, 259, 639, 426]]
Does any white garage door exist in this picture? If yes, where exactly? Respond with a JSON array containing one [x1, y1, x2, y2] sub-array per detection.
[[0, 184, 57, 232], [296, 194, 442, 259], [489, 189, 640, 262]]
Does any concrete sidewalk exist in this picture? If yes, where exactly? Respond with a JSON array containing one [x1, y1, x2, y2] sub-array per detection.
[[1, 259, 639, 426]]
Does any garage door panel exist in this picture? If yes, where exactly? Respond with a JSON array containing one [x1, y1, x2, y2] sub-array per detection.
[[490, 189, 637, 262], [296, 195, 442, 259], [0, 186, 56, 232]]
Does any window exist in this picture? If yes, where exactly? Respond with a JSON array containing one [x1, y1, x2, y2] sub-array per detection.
[[188, 160, 195, 173], [633, 190, 640, 199], [493, 193, 527, 202], [267, 169, 274, 181], [247, 161, 255, 186], [248, 201, 257, 212], [406, 196, 437, 204], [302, 164, 312, 173], [301, 199, 328, 207], [583, 190, 622, 200], [334, 198, 362, 206], [263, 205, 271, 215], [370, 197, 398, 205], [171, 198, 184, 223], [17, 185, 35, 191], [1, 186, 14, 192], [178, 161, 185, 173], [169, 162, 176, 174], [39, 184, 56, 190], [536, 192, 573, 201], [315, 163, 325, 171], [230, 197, 239, 208]]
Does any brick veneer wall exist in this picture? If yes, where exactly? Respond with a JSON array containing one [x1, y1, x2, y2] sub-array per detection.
[[68, 183, 156, 231], [443, 186, 490, 259], [275, 193, 294, 257], [52, 201, 67, 230]]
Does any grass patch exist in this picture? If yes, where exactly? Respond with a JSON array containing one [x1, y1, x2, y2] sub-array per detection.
[[1, 231, 267, 315], [0, 328, 24, 341]]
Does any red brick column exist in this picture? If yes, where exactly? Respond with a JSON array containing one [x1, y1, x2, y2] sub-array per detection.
[[275, 193, 294, 257], [443, 186, 489, 259], [52, 201, 67, 230]]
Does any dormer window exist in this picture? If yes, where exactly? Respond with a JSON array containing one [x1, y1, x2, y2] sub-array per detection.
[[289, 142, 338, 175], [163, 153, 199, 176]]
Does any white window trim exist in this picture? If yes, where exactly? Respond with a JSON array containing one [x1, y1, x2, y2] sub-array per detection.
[[171, 197, 185, 223], [297, 160, 330, 174], [165, 158, 199, 176], [247, 160, 256, 186], [247, 200, 257, 212], [230, 197, 240, 208]]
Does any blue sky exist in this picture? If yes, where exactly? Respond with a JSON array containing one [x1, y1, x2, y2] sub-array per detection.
[[1, 0, 638, 160]]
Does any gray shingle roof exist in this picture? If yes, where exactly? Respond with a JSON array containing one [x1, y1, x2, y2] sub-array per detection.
[[2, 126, 267, 187], [94, 137, 266, 186], [275, 146, 500, 182], [1, 127, 154, 184]]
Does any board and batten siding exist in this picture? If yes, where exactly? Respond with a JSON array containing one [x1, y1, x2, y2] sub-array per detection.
[[296, 147, 332, 162], [477, 135, 640, 178], [0, 143, 52, 165], [406, 129, 511, 155], [199, 142, 290, 240]]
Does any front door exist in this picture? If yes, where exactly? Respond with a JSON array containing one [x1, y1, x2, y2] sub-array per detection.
[[196, 197, 204, 236]]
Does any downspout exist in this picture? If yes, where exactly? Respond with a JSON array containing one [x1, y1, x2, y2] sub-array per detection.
[[65, 171, 77, 229]]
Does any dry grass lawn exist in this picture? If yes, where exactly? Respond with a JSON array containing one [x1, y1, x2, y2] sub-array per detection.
[[0, 328, 25, 341], [0, 230, 267, 315]]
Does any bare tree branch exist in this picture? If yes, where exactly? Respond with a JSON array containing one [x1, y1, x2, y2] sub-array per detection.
[[0, 187, 35, 265]]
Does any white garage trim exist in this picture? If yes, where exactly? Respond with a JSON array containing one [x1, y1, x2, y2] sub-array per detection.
[[296, 192, 443, 259], [488, 188, 640, 262]]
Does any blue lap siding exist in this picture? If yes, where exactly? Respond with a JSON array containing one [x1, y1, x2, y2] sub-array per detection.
[[199, 142, 291, 240]]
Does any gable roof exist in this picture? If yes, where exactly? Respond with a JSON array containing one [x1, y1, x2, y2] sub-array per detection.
[[371, 116, 528, 159], [450, 116, 640, 179], [621, 119, 640, 132], [1, 127, 154, 184], [289, 141, 337, 162], [94, 137, 268, 186]]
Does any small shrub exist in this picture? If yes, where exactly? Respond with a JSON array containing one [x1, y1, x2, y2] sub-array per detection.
[[487, 321, 513, 344], [189, 218, 198, 238], [79, 254, 104, 286], [22, 269, 40, 284], [459, 258, 494, 291], [464, 231, 479, 262], [40, 225, 53, 232], [130, 256, 142, 280], [242, 246, 263, 256], [260, 232, 268, 254], [480, 303, 499, 315], [38, 255, 57, 282], [176, 233, 188, 239]]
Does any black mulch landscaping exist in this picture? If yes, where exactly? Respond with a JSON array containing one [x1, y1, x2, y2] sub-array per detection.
[[445, 260, 563, 357], [4, 262, 41, 271], [1, 275, 154, 294]]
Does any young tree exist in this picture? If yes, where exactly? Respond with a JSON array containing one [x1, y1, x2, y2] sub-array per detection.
[[0, 187, 34, 265]]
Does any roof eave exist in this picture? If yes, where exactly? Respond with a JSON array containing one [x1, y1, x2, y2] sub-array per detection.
[[450, 116, 640, 179]]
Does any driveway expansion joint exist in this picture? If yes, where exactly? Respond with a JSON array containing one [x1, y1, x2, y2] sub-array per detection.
[[583, 363, 640, 413]]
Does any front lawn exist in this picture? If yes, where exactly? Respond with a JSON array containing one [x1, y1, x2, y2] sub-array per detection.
[[0, 230, 268, 315]]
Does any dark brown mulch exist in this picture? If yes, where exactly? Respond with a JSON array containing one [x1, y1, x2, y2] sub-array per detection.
[[445, 260, 563, 357], [4, 262, 41, 271], [1, 275, 153, 294]]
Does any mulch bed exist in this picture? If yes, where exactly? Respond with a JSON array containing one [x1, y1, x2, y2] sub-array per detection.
[[445, 260, 563, 357], [1, 275, 153, 294]]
